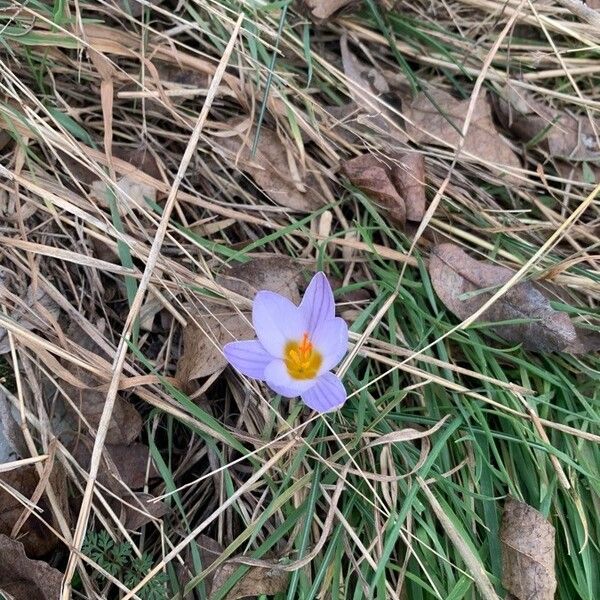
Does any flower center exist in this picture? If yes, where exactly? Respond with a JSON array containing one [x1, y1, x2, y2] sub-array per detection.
[[284, 332, 322, 380]]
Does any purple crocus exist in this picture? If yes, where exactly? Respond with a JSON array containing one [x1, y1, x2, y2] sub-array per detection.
[[223, 272, 348, 413]]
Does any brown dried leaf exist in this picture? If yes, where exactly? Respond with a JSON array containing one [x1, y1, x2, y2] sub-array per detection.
[[210, 559, 289, 600], [0, 130, 12, 153], [342, 154, 406, 225], [71, 438, 155, 492], [105, 443, 155, 490], [0, 282, 60, 355], [217, 255, 305, 305], [0, 466, 63, 557], [339, 37, 407, 143], [59, 144, 161, 212], [501, 498, 556, 600], [429, 243, 598, 353], [177, 256, 306, 383], [299, 0, 360, 21], [0, 534, 63, 600], [493, 85, 600, 160], [62, 323, 142, 445], [90, 146, 161, 215], [176, 310, 254, 384], [404, 89, 521, 177], [124, 492, 169, 531], [342, 152, 427, 225], [217, 124, 324, 212]]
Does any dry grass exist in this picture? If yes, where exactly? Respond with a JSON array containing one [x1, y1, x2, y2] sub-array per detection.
[[0, 0, 599, 599]]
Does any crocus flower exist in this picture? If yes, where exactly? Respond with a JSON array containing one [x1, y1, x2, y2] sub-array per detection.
[[223, 272, 348, 413]]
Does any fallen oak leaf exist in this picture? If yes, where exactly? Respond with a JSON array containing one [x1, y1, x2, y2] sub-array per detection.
[[0, 534, 63, 600], [428, 243, 599, 353], [501, 498, 556, 600], [492, 85, 600, 161], [403, 89, 521, 179]]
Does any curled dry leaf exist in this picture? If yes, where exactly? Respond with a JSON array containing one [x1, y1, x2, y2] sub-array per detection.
[[501, 498, 556, 600], [0, 534, 63, 600], [176, 256, 307, 384], [403, 89, 521, 179], [342, 154, 406, 225], [0, 280, 60, 355], [429, 243, 600, 353], [493, 85, 600, 161], [299, 0, 360, 22], [342, 151, 426, 225], [216, 123, 324, 212]]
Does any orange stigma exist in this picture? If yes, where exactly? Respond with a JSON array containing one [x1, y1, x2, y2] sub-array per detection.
[[298, 333, 312, 358], [284, 332, 322, 380]]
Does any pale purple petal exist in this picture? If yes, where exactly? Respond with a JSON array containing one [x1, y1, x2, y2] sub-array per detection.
[[264, 359, 317, 398], [252, 291, 304, 358], [312, 317, 348, 372], [301, 372, 346, 413], [298, 272, 335, 335], [223, 340, 272, 380]]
